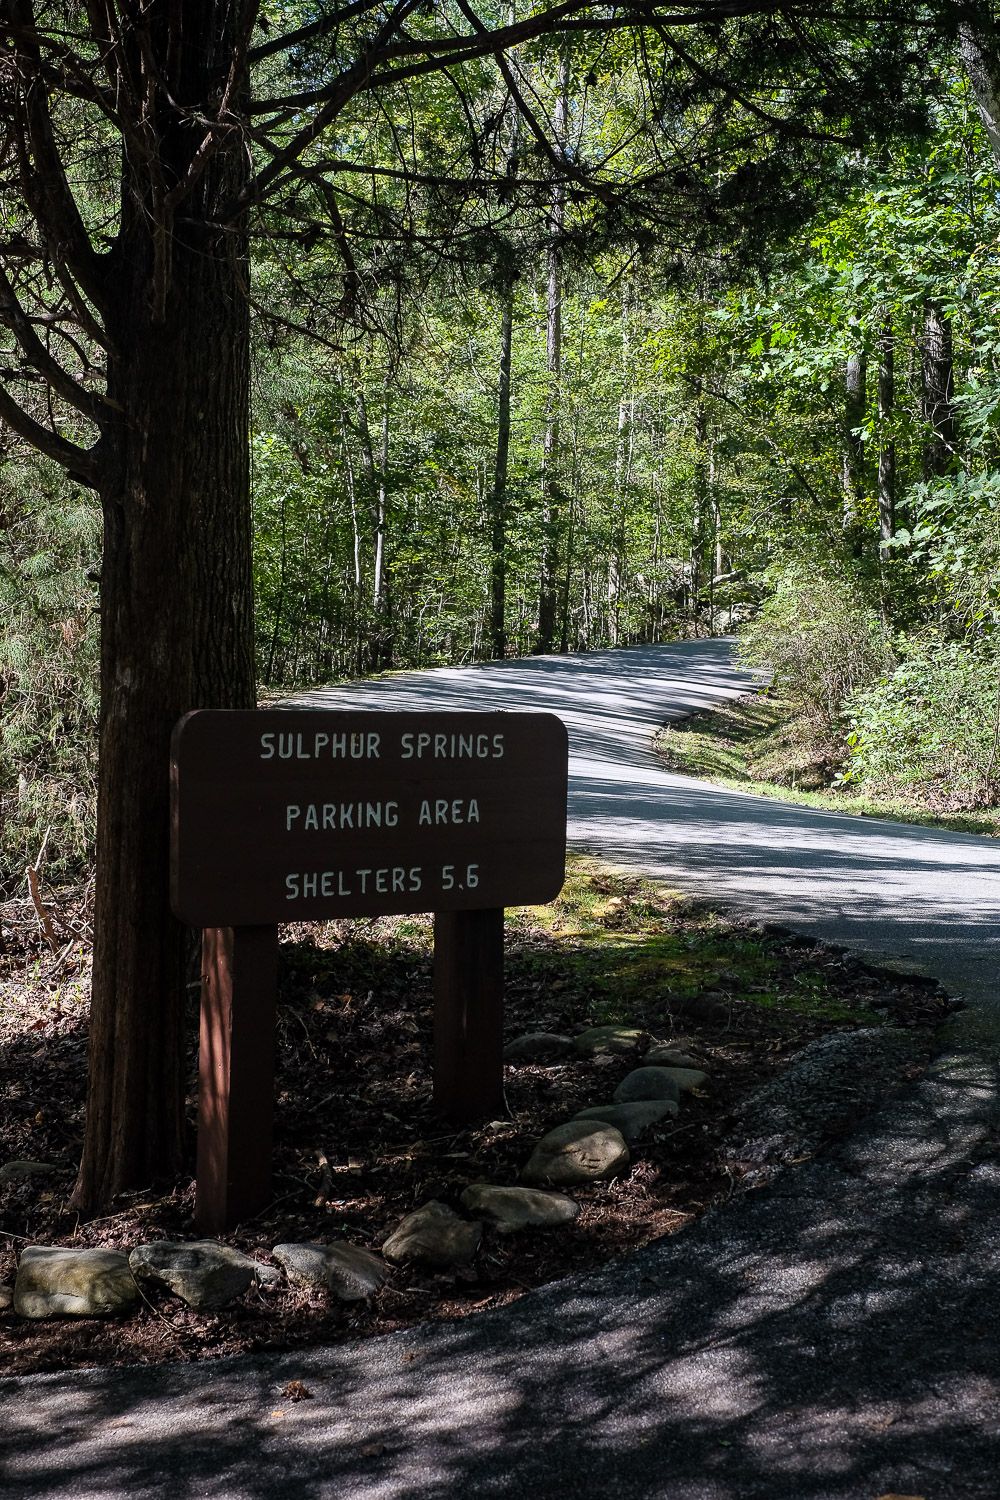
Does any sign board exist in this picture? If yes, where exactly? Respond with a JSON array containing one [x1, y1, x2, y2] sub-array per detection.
[[170, 709, 568, 926]]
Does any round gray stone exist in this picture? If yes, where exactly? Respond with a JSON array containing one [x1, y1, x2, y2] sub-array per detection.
[[382, 1202, 482, 1268], [642, 1044, 704, 1070], [460, 1183, 580, 1232], [273, 1241, 389, 1300], [613, 1067, 683, 1104], [573, 1026, 646, 1057], [503, 1032, 576, 1063], [649, 1065, 709, 1092], [0, 1160, 59, 1184], [0, 1284, 13, 1313], [573, 1099, 679, 1143], [15, 1246, 139, 1319], [129, 1241, 268, 1311], [521, 1120, 630, 1186]]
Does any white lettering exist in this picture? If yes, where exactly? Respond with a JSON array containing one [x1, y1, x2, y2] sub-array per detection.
[[400, 732, 414, 759], [286, 804, 301, 831], [260, 732, 276, 760], [285, 873, 299, 899]]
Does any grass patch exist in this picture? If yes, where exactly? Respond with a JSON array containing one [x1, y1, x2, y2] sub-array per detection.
[[655, 695, 1000, 838]]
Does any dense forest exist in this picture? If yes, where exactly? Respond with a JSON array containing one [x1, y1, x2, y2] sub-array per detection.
[[4, 27, 999, 896], [1, 1, 999, 1205]]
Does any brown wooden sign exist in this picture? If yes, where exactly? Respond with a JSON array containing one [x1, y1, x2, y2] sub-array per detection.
[[170, 707, 568, 1234], [170, 709, 568, 926]]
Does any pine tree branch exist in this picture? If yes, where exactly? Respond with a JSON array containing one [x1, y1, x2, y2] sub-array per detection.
[[0, 381, 99, 481], [0, 264, 105, 423], [5, 1, 108, 309]]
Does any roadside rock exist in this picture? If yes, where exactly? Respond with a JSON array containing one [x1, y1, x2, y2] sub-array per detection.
[[129, 1241, 270, 1311], [503, 1032, 575, 1063], [651, 1065, 708, 1093], [613, 1067, 683, 1104], [460, 1183, 579, 1232], [15, 1246, 139, 1319], [574, 1025, 646, 1057], [573, 1099, 678, 1143], [521, 1121, 630, 1186], [382, 1202, 482, 1268], [0, 1284, 13, 1313], [642, 1043, 704, 1069], [273, 1242, 389, 1300], [0, 1160, 59, 1184]]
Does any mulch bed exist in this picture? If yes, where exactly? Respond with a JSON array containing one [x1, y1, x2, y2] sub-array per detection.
[[0, 864, 958, 1376]]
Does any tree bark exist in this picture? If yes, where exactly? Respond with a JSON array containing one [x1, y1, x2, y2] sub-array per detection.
[[73, 4, 256, 1211], [489, 272, 515, 659], [960, 20, 1000, 170], [922, 298, 955, 478], [842, 322, 867, 524], [535, 49, 568, 655], [877, 317, 896, 546]]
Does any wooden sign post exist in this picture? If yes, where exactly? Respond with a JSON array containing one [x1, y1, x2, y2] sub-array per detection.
[[170, 710, 567, 1232]]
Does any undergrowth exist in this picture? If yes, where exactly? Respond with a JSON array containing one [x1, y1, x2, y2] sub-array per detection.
[[655, 695, 1000, 838]]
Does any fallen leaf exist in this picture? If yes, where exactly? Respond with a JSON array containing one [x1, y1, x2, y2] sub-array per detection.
[[283, 1380, 313, 1402]]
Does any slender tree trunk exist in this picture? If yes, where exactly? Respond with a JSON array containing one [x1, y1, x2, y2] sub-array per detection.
[[608, 292, 634, 646], [489, 274, 515, 659], [373, 371, 390, 636], [690, 397, 709, 629], [535, 49, 568, 654], [922, 298, 955, 478], [877, 317, 896, 546], [74, 12, 256, 1210], [843, 319, 867, 525]]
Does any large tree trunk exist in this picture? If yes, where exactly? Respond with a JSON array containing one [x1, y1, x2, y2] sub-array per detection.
[[73, 9, 256, 1211]]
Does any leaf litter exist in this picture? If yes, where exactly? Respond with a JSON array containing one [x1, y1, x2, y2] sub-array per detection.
[[0, 856, 957, 1375]]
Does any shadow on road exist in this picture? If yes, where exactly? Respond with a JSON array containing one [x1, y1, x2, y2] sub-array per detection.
[[4, 1053, 1000, 1499]]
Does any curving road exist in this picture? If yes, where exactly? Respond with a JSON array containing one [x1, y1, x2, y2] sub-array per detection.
[[5, 639, 1000, 1500], [296, 638, 1000, 1022]]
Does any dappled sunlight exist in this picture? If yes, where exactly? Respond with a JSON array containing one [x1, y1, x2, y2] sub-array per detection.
[[290, 640, 1000, 1024], [5, 642, 1000, 1496]]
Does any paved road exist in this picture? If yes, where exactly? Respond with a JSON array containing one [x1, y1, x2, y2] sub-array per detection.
[[5, 640, 1000, 1499]]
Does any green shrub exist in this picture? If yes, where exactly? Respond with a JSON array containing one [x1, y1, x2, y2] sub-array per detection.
[[0, 459, 100, 897], [739, 564, 894, 731], [844, 636, 1000, 807]]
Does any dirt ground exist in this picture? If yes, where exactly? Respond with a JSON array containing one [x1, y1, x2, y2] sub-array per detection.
[[0, 859, 957, 1376]]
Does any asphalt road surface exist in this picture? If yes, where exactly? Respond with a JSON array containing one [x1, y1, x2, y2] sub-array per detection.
[[5, 639, 1000, 1499]]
